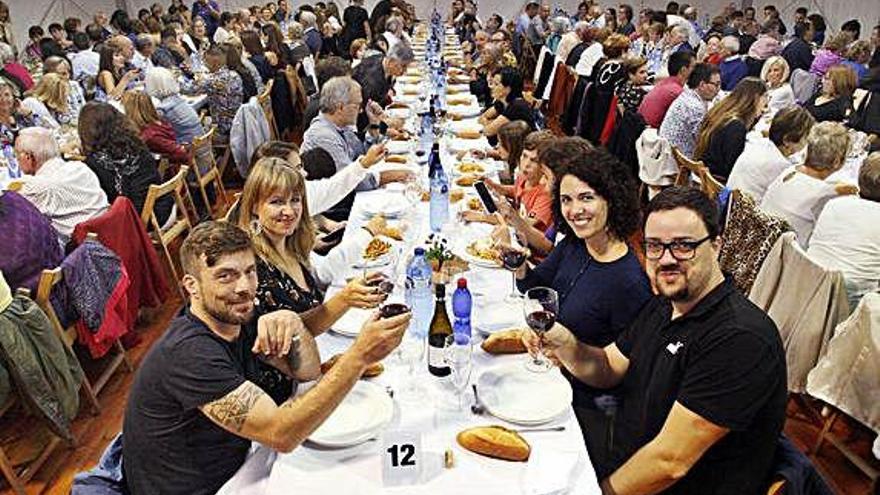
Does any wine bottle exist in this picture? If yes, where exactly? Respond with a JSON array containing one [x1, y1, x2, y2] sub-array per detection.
[[427, 283, 452, 377]]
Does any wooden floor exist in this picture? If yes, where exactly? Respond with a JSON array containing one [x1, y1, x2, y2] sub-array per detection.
[[2, 296, 878, 494]]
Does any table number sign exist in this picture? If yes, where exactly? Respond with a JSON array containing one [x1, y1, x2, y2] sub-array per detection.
[[381, 430, 423, 486]]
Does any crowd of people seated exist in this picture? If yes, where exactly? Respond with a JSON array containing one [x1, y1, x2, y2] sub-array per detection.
[[0, 0, 878, 493]]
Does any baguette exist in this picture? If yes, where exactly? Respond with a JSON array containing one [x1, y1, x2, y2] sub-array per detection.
[[385, 155, 408, 164], [455, 130, 482, 139], [481, 328, 527, 355], [321, 354, 384, 378], [457, 426, 531, 462]]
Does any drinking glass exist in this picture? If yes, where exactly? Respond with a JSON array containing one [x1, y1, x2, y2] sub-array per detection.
[[444, 333, 473, 412], [396, 329, 428, 403], [499, 245, 528, 303], [523, 287, 558, 373]]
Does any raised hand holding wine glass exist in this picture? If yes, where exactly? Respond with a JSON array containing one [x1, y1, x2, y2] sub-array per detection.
[[523, 287, 558, 373]]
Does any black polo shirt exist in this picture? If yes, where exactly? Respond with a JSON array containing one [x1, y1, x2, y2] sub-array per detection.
[[610, 279, 787, 494]]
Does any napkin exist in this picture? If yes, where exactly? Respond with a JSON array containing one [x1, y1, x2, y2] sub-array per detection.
[[523, 450, 584, 495]]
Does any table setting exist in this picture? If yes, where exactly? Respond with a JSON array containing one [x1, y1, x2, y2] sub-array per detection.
[[219, 22, 599, 495]]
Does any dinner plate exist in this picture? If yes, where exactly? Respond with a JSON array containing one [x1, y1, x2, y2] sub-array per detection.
[[308, 381, 394, 447], [397, 75, 422, 84], [457, 240, 501, 269], [330, 306, 373, 337], [386, 107, 412, 120], [361, 194, 409, 218], [449, 137, 488, 153], [447, 104, 483, 118], [449, 120, 483, 134], [476, 362, 572, 425], [385, 140, 412, 155], [453, 161, 488, 176]]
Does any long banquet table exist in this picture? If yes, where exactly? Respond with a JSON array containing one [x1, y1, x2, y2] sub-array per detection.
[[220, 29, 600, 495]]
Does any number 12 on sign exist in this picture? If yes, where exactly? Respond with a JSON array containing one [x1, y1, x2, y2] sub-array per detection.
[[382, 430, 423, 486]]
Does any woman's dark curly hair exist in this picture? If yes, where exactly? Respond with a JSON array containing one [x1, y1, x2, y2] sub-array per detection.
[[78, 102, 148, 157], [544, 137, 640, 241]]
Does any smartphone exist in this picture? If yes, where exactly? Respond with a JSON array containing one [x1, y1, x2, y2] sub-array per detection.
[[473, 181, 497, 214]]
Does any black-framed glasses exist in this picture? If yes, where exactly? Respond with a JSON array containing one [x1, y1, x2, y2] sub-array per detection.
[[643, 236, 713, 261]]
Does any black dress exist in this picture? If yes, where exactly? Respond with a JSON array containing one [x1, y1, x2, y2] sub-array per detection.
[[804, 94, 853, 122], [701, 118, 748, 181], [252, 256, 324, 404], [86, 148, 173, 224]]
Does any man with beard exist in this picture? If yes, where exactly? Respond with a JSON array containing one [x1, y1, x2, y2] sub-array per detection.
[[122, 222, 411, 494], [527, 187, 787, 494]]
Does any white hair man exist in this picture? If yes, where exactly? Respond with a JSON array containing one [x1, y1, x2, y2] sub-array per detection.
[[300, 11, 322, 55], [300, 76, 412, 216], [12, 127, 109, 244]]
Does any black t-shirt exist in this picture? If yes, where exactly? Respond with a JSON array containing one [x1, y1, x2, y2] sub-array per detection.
[[342, 6, 369, 42], [501, 97, 536, 128], [352, 54, 391, 131], [611, 279, 787, 494], [122, 309, 262, 495]]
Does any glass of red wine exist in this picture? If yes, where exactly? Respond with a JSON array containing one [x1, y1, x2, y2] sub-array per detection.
[[523, 287, 558, 373], [499, 246, 528, 302]]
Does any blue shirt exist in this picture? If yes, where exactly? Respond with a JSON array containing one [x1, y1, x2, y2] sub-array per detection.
[[191, 0, 220, 37], [518, 236, 652, 406], [720, 56, 749, 91]]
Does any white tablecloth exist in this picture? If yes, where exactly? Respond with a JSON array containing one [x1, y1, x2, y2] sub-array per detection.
[[220, 127, 600, 495]]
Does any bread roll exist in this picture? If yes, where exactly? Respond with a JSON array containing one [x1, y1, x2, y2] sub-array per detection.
[[456, 130, 482, 139], [457, 426, 531, 462], [481, 329, 527, 355], [385, 155, 408, 164], [321, 354, 384, 377]]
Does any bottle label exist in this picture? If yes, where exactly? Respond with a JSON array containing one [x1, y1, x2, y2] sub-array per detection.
[[428, 344, 448, 370]]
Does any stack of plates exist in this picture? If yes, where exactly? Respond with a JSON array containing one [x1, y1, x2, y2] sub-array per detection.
[[476, 363, 572, 425], [308, 381, 394, 447]]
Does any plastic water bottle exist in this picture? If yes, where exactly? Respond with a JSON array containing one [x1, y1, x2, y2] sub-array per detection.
[[429, 145, 449, 232], [405, 248, 434, 338], [452, 278, 472, 338], [2, 144, 21, 179]]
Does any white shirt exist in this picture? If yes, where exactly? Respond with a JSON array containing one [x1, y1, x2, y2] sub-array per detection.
[[575, 42, 604, 77], [759, 166, 837, 248], [70, 49, 100, 80], [310, 227, 372, 288], [213, 26, 233, 44], [18, 157, 109, 244], [131, 51, 155, 72], [807, 196, 880, 307], [727, 133, 793, 202], [304, 160, 376, 215], [767, 83, 795, 114]]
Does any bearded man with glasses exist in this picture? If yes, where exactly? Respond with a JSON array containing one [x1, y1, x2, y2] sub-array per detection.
[[525, 187, 787, 494]]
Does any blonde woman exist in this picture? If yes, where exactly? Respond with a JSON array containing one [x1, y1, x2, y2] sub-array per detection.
[[237, 157, 388, 403], [21, 73, 69, 128], [694, 77, 769, 180], [760, 56, 795, 114]]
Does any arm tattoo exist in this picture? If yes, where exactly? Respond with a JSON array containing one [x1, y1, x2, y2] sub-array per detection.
[[202, 383, 264, 432]]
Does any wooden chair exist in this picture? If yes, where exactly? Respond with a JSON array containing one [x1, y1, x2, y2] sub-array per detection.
[[140, 166, 196, 299], [0, 290, 69, 495], [191, 128, 229, 220], [34, 244, 134, 415], [671, 146, 725, 200], [257, 78, 278, 140]]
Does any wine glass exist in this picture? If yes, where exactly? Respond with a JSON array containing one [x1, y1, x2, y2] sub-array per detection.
[[444, 333, 473, 412], [396, 326, 428, 403], [523, 287, 558, 373], [404, 175, 424, 206], [499, 245, 528, 303]]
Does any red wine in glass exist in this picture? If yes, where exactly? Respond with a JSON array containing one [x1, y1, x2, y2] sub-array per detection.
[[526, 310, 556, 333], [500, 248, 527, 271], [379, 303, 411, 319], [367, 276, 395, 295]]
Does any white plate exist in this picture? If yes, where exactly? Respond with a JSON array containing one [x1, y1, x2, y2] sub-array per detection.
[[453, 162, 489, 176], [385, 140, 412, 155], [477, 362, 572, 425], [308, 381, 394, 447], [330, 307, 373, 337], [386, 107, 412, 120], [397, 75, 423, 84], [446, 95, 476, 106], [457, 241, 501, 269], [449, 120, 483, 134], [449, 137, 488, 153], [361, 194, 409, 218], [447, 104, 483, 118]]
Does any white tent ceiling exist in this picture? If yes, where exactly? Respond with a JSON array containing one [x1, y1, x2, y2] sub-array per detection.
[[6, 0, 879, 56]]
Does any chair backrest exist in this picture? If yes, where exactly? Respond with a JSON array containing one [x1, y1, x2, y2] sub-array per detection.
[[257, 79, 278, 140], [34, 267, 75, 348], [140, 165, 194, 243], [191, 126, 218, 173], [671, 146, 725, 199]]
